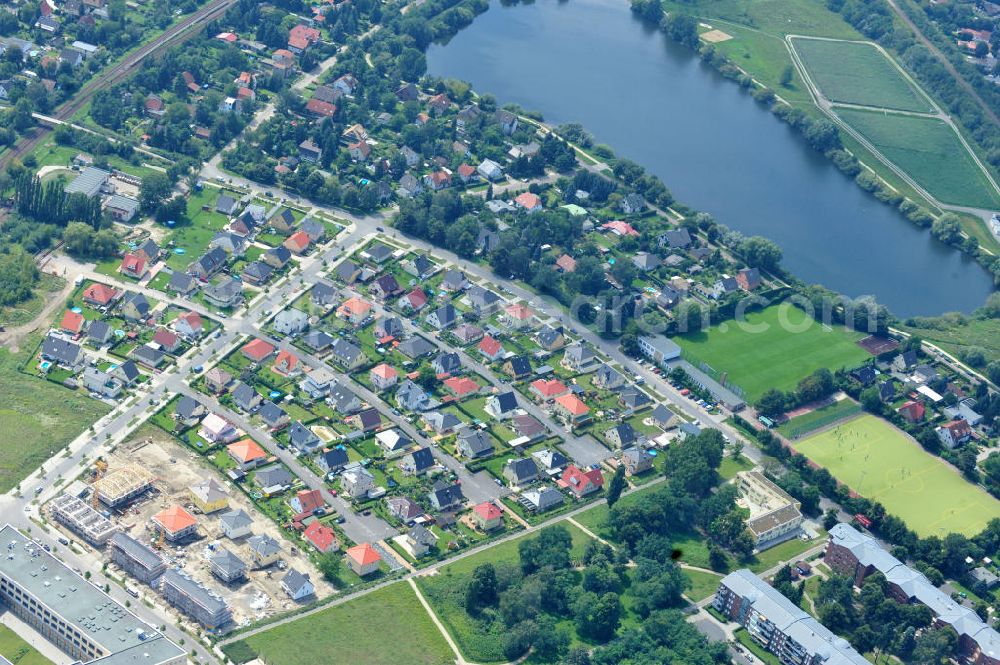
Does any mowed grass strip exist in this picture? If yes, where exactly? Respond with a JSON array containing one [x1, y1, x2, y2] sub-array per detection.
[[794, 414, 1000, 537], [235, 583, 454, 665], [836, 108, 1000, 209], [0, 624, 51, 665], [673, 304, 869, 401], [792, 37, 930, 112]]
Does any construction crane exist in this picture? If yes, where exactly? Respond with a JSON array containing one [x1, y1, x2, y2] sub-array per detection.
[[91, 459, 108, 509], [154, 528, 165, 550]]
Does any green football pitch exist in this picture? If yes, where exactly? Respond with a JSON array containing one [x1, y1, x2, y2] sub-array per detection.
[[674, 304, 869, 401], [794, 414, 1000, 537]]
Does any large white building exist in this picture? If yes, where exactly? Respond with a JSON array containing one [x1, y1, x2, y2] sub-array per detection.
[[0, 524, 185, 665]]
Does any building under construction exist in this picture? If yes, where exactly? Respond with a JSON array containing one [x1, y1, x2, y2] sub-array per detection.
[[49, 493, 118, 546], [108, 533, 165, 585], [93, 464, 155, 509], [161, 569, 231, 630]]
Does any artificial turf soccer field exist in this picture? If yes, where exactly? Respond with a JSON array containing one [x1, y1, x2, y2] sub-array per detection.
[[673, 304, 869, 401], [793, 415, 1000, 537]]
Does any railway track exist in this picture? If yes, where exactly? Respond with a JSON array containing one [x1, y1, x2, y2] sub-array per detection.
[[0, 0, 239, 169]]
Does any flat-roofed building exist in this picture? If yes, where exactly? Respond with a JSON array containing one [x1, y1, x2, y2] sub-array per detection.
[[49, 493, 118, 546], [0, 524, 185, 665], [108, 532, 165, 585], [736, 470, 803, 549]]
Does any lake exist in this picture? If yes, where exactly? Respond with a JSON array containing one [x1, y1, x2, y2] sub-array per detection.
[[425, 0, 995, 317]]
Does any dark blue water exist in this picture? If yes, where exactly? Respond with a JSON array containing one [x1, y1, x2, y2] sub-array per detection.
[[426, 0, 995, 317]]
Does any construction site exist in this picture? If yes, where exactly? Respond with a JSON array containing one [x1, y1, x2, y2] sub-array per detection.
[[46, 425, 334, 630]]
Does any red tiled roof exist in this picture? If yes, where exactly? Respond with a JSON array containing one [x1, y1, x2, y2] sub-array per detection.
[[515, 192, 541, 209], [303, 521, 337, 552], [531, 378, 567, 398], [153, 328, 178, 348], [294, 489, 325, 514], [444, 376, 478, 397], [403, 288, 427, 309], [61, 310, 84, 333], [273, 349, 300, 374], [305, 98, 337, 117], [120, 253, 146, 275], [284, 231, 310, 252], [83, 283, 120, 305], [473, 502, 502, 521], [242, 338, 276, 361], [602, 220, 639, 237], [177, 311, 202, 331], [479, 335, 502, 357], [371, 363, 398, 380]]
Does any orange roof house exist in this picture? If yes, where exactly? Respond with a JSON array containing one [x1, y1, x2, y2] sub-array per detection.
[[273, 349, 301, 376], [227, 438, 268, 468], [284, 231, 311, 254], [897, 400, 926, 423], [152, 505, 198, 540], [554, 393, 590, 423], [83, 283, 120, 306], [370, 363, 399, 390], [241, 338, 276, 362], [530, 378, 568, 400], [602, 220, 639, 237], [346, 542, 381, 576], [514, 192, 542, 212], [336, 296, 372, 324], [444, 376, 479, 398], [291, 488, 325, 515], [306, 98, 337, 117], [555, 254, 577, 273], [60, 310, 85, 334]]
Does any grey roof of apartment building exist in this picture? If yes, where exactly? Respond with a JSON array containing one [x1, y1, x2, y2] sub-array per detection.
[[162, 568, 228, 616], [721, 569, 869, 665], [0, 524, 184, 665], [829, 523, 1000, 657]]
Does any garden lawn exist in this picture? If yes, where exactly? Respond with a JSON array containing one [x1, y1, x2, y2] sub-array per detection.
[[682, 568, 723, 602], [794, 414, 1000, 537], [0, 341, 110, 492], [835, 108, 1000, 209], [0, 624, 50, 665], [674, 304, 868, 401], [233, 583, 454, 665], [791, 37, 930, 112]]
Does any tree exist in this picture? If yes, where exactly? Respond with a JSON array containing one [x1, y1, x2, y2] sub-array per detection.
[[606, 464, 626, 507], [931, 213, 963, 245], [755, 389, 788, 418], [519, 525, 573, 574], [139, 172, 174, 214], [741, 236, 782, 272], [416, 365, 437, 392], [316, 552, 342, 583], [910, 628, 956, 664], [779, 65, 794, 87], [573, 592, 621, 640], [466, 563, 498, 613], [859, 386, 883, 414]]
